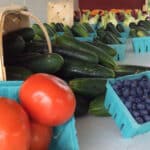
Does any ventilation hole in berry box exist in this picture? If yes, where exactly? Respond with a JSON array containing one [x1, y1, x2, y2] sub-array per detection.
[[113, 113, 117, 119], [108, 104, 111, 110], [146, 46, 148, 52], [139, 48, 141, 53], [120, 123, 125, 130], [117, 55, 120, 61]]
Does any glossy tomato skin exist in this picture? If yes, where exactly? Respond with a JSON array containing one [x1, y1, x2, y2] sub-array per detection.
[[19, 73, 76, 126], [30, 121, 53, 150], [0, 97, 31, 150]]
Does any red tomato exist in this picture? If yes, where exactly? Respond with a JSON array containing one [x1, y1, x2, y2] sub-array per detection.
[[19, 73, 76, 126], [30, 121, 53, 150], [0, 97, 31, 150]]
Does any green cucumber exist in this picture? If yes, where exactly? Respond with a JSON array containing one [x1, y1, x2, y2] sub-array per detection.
[[103, 31, 122, 44], [63, 25, 73, 36], [55, 23, 64, 32], [106, 23, 121, 37], [25, 40, 48, 54], [23, 53, 64, 73], [55, 34, 117, 69], [60, 58, 115, 78], [14, 27, 35, 41], [93, 40, 117, 57], [116, 24, 124, 32], [43, 23, 56, 38], [69, 78, 106, 97], [72, 23, 89, 37], [53, 46, 99, 64], [115, 65, 150, 77], [88, 94, 110, 116], [5, 52, 42, 66], [82, 23, 94, 33], [3, 35, 25, 57], [32, 24, 45, 39], [6, 66, 33, 80]]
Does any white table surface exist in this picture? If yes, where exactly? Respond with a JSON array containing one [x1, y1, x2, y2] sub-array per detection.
[[76, 39, 150, 150]]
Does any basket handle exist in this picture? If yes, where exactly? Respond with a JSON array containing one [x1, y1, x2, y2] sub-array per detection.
[[0, 9, 52, 81], [20, 10, 52, 53]]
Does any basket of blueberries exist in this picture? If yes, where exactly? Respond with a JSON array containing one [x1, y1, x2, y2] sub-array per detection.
[[104, 71, 150, 138]]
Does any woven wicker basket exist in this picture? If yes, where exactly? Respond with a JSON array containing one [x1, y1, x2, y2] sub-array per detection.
[[0, 5, 52, 81]]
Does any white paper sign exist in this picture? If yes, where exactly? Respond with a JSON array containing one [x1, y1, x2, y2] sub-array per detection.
[[47, 0, 73, 27]]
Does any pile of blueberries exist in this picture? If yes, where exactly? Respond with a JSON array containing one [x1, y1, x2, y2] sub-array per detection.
[[112, 75, 150, 124]]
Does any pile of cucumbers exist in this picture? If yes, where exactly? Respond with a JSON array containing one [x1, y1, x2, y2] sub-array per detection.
[[4, 23, 150, 118], [33, 22, 95, 40], [96, 23, 123, 44]]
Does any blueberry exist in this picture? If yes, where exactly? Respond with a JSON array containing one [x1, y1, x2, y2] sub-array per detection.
[[116, 90, 122, 97], [124, 101, 132, 109], [112, 85, 118, 91], [139, 80, 146, 88], [132, 103, 137, 110], [145, 98, 150, 104], [130, 88, 137, 97], [146, 80, 150, 89], [140, 110, 149, 116], [146, 104, 150, 111], [136, 116, 144, 124], [137, 103, 145, 110], [122, 88, 130, 98], [123, 80, 131, 87], [143, 115, 150, 122], [132, 110, 140, 117], [136, 87, 144, 97], [135, 97, 141, 103], [141, 75, 148, 81], [143, 88, 149, 96], [115, 80, 123, 88], [131, 80, 137, 88], [128, 96, 135, 102]]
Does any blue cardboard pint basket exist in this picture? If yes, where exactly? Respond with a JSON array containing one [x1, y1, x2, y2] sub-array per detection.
[[105, 71, 150, 138], [132, 37, 150, 53], [108, 44, 126, 61], [0, 81, 79, 149]]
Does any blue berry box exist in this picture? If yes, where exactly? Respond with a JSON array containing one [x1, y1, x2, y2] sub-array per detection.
[[105, 71, 150, 138]]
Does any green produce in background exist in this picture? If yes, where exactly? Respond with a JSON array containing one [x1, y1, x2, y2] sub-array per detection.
[[88, 94, 110, 117], [63, 25, 73, 36], [72, 23, 89, 37], [92, 40, 117, 57], [82, 22, 94, 33], [32, 24, 45, 39], [105, 22, 121, 37], [116, 23, 125, 33]]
